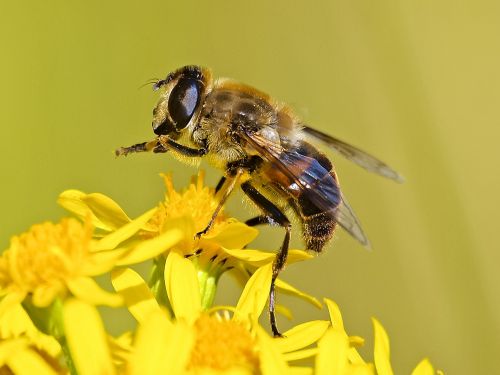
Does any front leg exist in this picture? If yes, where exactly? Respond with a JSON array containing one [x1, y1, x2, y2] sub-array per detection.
[[116, 136, 208, 158], [157, 136, 207, 157], [195, 168, 244, 238], [115, 139, 160, 157]]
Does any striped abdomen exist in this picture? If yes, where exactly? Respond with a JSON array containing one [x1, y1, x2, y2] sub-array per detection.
[[263, 141, 341, 252]]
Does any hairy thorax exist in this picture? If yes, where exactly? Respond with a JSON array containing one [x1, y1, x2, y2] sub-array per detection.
[[191, 86, 282, 163]]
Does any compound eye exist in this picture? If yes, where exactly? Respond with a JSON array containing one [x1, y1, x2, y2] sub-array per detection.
[[168, 78, 201, 130]]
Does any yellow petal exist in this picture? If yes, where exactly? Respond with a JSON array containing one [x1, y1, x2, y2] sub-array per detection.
[[63, 299, 115, 375], [234, 263, 272, 324], [256, 326, 289, 375], [116, 228, 183, 266], [204, 222, 258, 248], [95, 208, 157, 250], [164, 251, 201, 323], [0, 291, 26, 316], [82, 193, 131, 230], [324, 297, 345, 330], [67, 276, 123, 307], [111, 268, 162, 323], [58, 190, 107, 229], [316, 328, 349, 375], [275, 278, 322, 309], [223, 249, 312, 267], [411, 358, 436, 375], [32, 285, 61, 307], [130, 310, 194, 375], [276, 320, 330, 353], [372, 318, 394, 375], [84, 248, 129, 276], [289, 366, 314, 375], [58, 189, 128, 231], [275, 304, 293, 320], [7, 347, 58, 375], [0, 338, 28, 365], [282, 348, 318, 362]]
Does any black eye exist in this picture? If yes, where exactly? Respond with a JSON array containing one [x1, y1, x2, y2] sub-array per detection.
[[168, 78, 201, 130]]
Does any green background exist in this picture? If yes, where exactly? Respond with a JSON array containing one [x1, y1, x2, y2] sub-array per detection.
[[1, 1, 499, 373]]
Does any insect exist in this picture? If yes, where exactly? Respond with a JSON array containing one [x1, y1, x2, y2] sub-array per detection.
[[116, 65, 403, 336]]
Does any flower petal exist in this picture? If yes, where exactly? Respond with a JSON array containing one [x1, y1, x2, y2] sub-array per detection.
[[224, 249, 312, 267], [282, 348, 318, 362], [275, 278, 321, 309], [0, 291, 26, 316], [58, 190, 130, 232], [111, 268, 162, 323], [7, 346, 59, 375], [275, 304, 293, 320], [83, 249, 129, 276], [130, 310, 194, 375], [116, 228, 183, 266], [0, 338, 28, 365], [82, 193, 131, 230], [316, 328, 349, 375], [256, 326, 289, 375], [32, 285, 61, 307], [58, 190, 109, 230], [63, 299, 115, 375], [372, 318, 394, 375], [95, 208, 157, 251], [411, 358, 436, 375], [234, 263, 272, 324], [324, 298, 345, 330], [276, 320, 330, 353], [67, 276, 123, 307], [164, 251, 201, 323], [288, 366, 314, 375], [204, 222, 258, 248], [324, 298, 366, 365]]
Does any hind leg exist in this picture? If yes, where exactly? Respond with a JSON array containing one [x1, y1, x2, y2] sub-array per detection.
[[241, 182, 291, 337]]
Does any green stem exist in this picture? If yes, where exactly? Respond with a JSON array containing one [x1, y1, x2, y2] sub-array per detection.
[[149, 256, 173, 315], [60, 337, 78, 375]]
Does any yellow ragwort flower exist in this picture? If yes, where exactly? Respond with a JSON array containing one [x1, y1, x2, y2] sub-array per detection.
[[59, 171, 320, 312], [0, 217, 123, 309], [64, 253, 329, 375]]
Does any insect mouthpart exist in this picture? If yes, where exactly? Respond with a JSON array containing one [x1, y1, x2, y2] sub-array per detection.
[[152, 119, 175, 136]]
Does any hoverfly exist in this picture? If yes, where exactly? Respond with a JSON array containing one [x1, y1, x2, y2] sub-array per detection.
[[116, 65, 403, 336]]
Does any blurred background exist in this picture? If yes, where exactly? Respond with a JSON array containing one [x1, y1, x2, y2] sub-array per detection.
[[1, 1, 498, 373]]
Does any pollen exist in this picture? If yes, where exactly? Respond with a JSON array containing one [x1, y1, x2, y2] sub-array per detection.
[[148, 171, 228, 236], [187, 314, 260, 373], [0, 218, 92, 303]]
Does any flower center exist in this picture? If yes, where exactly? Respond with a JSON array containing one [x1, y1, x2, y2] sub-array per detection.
[[187, 314, 260, 373], [0, 218, 92, 293]]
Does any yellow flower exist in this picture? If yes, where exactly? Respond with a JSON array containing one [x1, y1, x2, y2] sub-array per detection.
[[0, 304, 63, 375], [0, 212, 182, 343], [0, 337, 62, 375], [63, 252, 329, 374], [59, 171, 320, 312], [315, 298, 442, 375], [0, 217, 123, 309]]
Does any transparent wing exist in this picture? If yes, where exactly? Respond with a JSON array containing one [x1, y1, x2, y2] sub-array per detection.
[[335, 194, 371, 249], [239, 129, 370, 248], [301, 125, 404, 183]]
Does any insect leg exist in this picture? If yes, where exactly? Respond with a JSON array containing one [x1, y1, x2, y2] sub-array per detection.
[[215, 176, 226, 193], [245, 215, 275, 227], [240, 182, 291, 337], [158, 135, 207, 157], [115, 139, 159, 157], [195, 169, 243, 238]]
